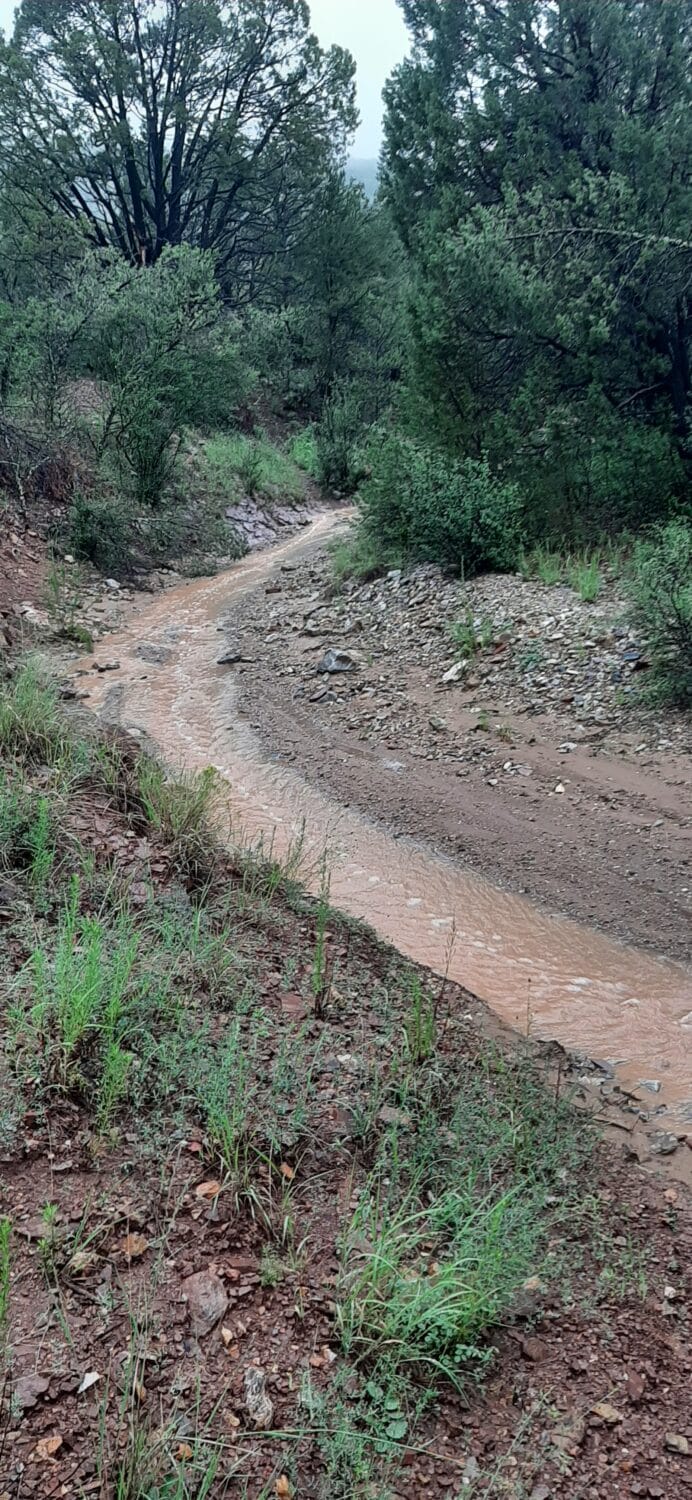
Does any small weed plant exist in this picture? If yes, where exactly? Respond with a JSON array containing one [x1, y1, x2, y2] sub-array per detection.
[[195, 1019, 260, 1204], [450, 609, 495, 659], [0, 772, 55, 893], [44, 560, 94, 650], [0, 1217, 11, 1357], [311, 866, 332, 1016], [404, 978, 436, 1065]]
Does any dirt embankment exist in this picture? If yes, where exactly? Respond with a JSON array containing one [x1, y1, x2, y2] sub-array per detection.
[[224, 536, 691, 966], [1, 697, 691, 1500]]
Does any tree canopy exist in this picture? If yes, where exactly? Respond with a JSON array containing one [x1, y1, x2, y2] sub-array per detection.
[[0, 0, 356, 278], [382, 0, 692, 534]]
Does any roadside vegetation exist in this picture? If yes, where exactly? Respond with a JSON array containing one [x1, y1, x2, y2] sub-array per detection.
[[0, 662, 660, 1496], [0, 1, 688, 698]]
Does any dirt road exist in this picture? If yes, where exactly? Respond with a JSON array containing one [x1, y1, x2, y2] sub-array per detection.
[[73, 512, 692, 1129], [230, 521, 691, 966]]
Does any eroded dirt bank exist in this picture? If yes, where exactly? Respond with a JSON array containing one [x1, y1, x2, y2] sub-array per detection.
[[3, 713, 691, 1500], [71, 515, 692, 1130]]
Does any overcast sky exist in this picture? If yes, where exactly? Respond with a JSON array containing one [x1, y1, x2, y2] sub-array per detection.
[[0, 0, 408, 157], [308, 0, 408, 155]]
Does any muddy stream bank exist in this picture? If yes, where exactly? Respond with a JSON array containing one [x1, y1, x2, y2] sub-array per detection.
[[80, 514, 692, 1124]]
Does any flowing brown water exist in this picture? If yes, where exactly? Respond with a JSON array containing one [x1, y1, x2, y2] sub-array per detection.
[[84, 515, 692, 1116]]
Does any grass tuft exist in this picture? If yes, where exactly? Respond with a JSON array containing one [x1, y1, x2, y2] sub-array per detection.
[[567, 551, 602, 602], [203, 430, 306, 505], [330, 526, 394, 584], [135, 759, 219, 873], [338, 1177, 536, 1388], [11, 877, 139, 1104], [0, 1217, 11, 1357], [290, 426, 319, 477], [0, 660, 80, 767]]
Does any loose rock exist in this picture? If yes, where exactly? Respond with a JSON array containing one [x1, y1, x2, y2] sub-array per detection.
[[15, 1373, 50, 1409], [183, 1268, 228, 1336], [317, 647, 359, 675], [665, 1434, 689, 1455], [243, 1366, 274, 1429]]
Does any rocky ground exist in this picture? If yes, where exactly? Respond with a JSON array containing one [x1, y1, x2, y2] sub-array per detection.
[[221, 530, 691, 964]]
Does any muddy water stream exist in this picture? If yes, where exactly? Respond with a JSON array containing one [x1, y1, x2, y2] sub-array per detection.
[[84, 515, 692, 1117]]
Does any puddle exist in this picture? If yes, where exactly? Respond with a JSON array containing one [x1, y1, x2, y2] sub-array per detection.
[[84, 515, 692, 1117]]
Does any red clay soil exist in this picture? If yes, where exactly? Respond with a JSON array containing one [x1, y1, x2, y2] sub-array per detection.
[[0, 524, 47, 618], [0, 769, 690, 1500]]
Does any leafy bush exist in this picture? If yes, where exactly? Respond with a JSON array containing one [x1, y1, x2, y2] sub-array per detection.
[[517, 406, 685, 543], [290, 427, 319, 477], [68, 490, 134, 575], [73, 246, 251, 508], [316, 384, 367, 492], [628, 520, 692, 707], [360, 433, 524, 575], [70, 478, 233, 576], [143, 491, 232, 570]]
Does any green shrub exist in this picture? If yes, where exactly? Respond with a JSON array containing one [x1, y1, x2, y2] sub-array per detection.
[[519, 410, 685, 543], [316, 384, 367, 493], [628, 520, 692, 707], [75, 246, 251, 509], [144, 493, 231, 569], [68, 490, 134, 574], [360, 433, 524, 576], [330, 526, 393, 583], [291, 426, 319, 477]]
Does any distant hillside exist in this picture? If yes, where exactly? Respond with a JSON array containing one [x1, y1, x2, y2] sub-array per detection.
[[348, 157, 379, 200]]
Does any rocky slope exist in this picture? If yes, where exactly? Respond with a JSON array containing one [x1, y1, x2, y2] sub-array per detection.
[[220, 535, 691, 963]]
